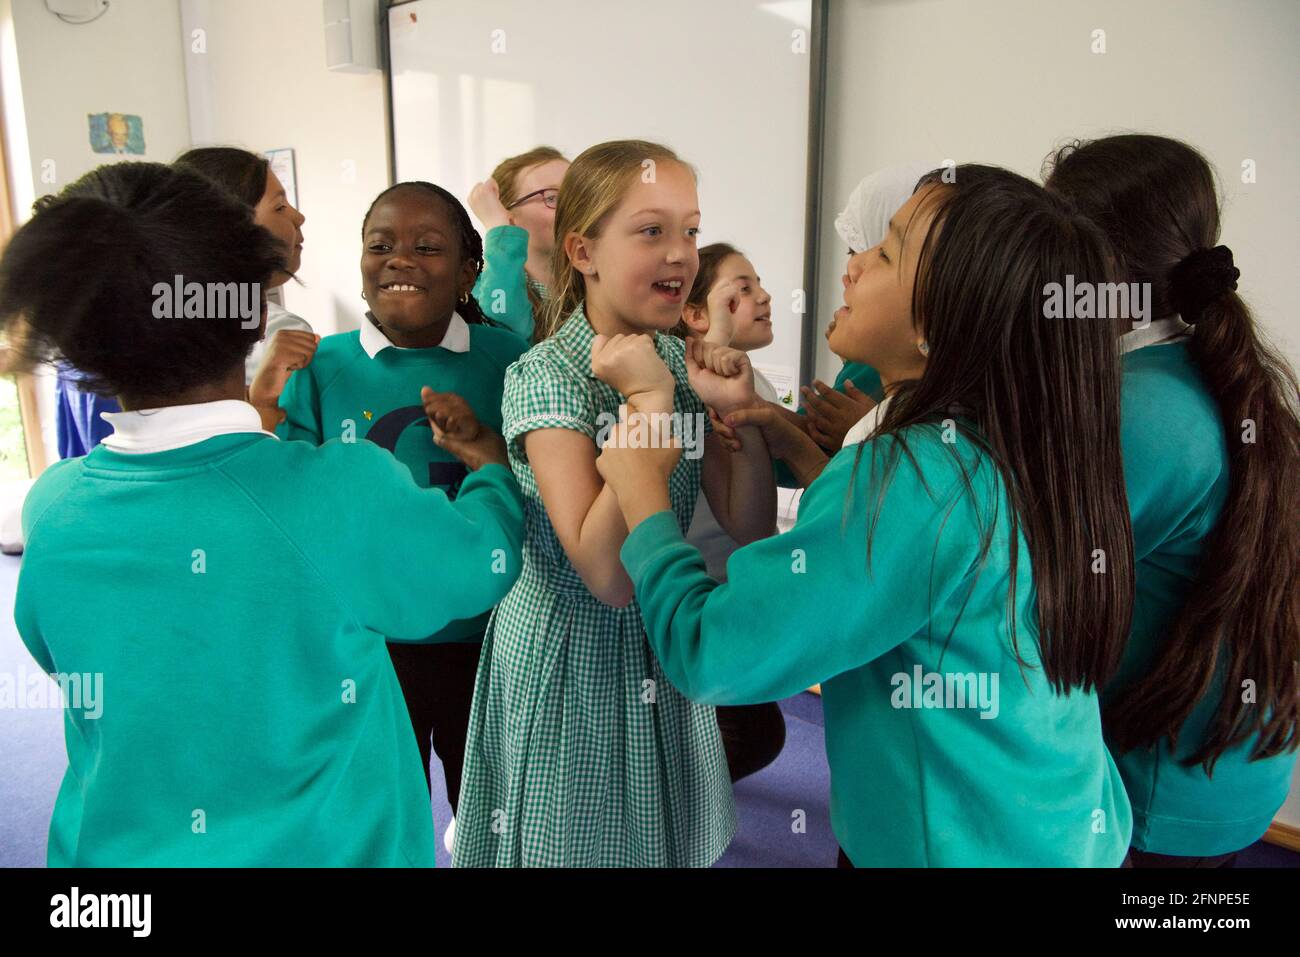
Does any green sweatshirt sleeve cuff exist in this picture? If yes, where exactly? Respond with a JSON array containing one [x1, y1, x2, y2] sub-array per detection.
[[482, 224, 528, 257], [460, 462, 522, 502], [619, 509, 683, 586]]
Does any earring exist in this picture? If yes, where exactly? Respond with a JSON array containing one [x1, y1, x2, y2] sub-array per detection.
[[361, 291, 367, 301], [459, 292, 469, 304], [918, 340, 930, 357]]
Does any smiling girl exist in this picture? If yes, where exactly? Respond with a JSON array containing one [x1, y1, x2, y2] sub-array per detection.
[[672, 243, 786, 784], [274, 182, 528, 830], [453, 140, 777, 867]]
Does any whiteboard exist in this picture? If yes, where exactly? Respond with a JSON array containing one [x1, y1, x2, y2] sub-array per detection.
[[385, 0, 821, 385]]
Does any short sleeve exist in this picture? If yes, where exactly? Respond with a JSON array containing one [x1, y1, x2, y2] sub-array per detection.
[[502, 352, 598, 458]]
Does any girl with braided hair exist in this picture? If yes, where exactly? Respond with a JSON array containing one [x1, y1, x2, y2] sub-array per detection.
[[273, 182, 529, 848]]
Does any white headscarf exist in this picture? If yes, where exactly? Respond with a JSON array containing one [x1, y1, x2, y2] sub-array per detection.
[[833, 162, 936, 253]]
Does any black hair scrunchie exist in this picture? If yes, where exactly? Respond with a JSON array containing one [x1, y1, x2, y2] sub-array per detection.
[[1169, 245, 1240, 324]]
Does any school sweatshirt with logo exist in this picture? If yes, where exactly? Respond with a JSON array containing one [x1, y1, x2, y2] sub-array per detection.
[[277, 320, 528, 642]]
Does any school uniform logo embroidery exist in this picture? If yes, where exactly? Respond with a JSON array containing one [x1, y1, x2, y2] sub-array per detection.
[[364, 405, 467, 498]]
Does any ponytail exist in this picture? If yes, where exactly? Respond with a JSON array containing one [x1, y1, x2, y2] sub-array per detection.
[[1045, 134, 1300, 770]]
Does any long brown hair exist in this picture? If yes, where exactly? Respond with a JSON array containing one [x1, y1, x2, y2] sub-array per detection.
[[1045, 134, 1300, 770], [862, 165, 1134, 693], [491, 146, 567, 327], [541, 140, 690, 340], [174, 146, 269, 208]]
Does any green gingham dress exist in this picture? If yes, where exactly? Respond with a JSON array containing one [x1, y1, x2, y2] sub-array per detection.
[[452, 306, 737, 867]]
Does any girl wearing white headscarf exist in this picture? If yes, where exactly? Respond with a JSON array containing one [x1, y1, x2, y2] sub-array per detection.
[[799, 162, 933, 450]]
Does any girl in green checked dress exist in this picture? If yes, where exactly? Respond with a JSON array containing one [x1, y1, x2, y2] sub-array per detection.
[[453, 140, 778, 867]]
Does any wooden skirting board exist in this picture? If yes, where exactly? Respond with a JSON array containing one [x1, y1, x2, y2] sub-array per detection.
[[1265, 820, 1300, 853]]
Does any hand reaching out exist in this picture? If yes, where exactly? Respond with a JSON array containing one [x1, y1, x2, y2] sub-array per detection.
[[249, 329, 319, 405], [422, 387, 507, 471], [711, 400, 808, 453], [801, 378, 875, 450], [248, 329, 320, 428], [595, 403, 682, 497], [725, 401, 825, 467]]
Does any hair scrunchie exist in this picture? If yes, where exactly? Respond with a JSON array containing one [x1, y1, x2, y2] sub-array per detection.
[[1169, 245, 1240, 323]]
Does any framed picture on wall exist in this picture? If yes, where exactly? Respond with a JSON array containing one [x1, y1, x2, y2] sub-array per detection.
[[264, 148, 298, 209]]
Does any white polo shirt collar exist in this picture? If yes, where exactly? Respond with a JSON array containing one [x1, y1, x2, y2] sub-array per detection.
[[100, 400, 274, 454], [360, 310, 471, 359]]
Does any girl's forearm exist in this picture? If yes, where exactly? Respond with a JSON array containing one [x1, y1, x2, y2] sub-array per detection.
[[725, 424, 777, 544], [785, 439, 830, 488], [611, 474, 673, 533], [570, 481, 636, 606]]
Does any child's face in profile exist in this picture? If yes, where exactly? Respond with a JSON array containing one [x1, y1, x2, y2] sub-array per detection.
[[254, 169, 305, 283], [509, 158, 569, 258], [828, 184, 941, 382], [361, 189, 476, 341], [713, 254, 773, 351], [583, 159, 701, 332]]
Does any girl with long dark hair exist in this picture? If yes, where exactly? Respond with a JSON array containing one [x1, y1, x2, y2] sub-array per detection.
[[1046, 134, 1299, 867]]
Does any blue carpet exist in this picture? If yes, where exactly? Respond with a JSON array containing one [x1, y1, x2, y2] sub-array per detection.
[[1, 550, 1294, 868], [426, 692, 834, 867]]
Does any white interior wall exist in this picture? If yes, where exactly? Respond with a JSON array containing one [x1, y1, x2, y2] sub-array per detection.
[[818, 0, 1300, 830], [0, 0, 192, 466], [180, 0, 387, 338]]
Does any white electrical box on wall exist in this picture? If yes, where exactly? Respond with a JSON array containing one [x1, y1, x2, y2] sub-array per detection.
[[45, 0, 108, 20], [324, 0, 379, 73]]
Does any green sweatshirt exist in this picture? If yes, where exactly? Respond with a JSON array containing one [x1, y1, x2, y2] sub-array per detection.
[[472, 225, 536, 341], [277, 320, 528, 642], [832, 359, 882, 398], [16, 435, 524, 866], [1110, 341, 1295, 855], [622, 427, 1132, 866]]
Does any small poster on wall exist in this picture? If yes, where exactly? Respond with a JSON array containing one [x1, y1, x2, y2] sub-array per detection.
[[753, 362, 798, 409], [265, 148, 298, 209], [88, 113, 145, 155]]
